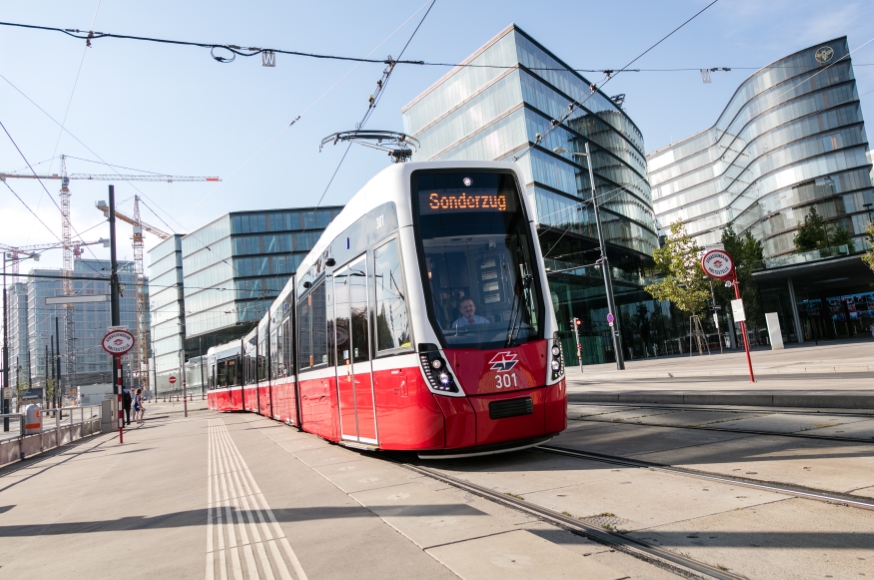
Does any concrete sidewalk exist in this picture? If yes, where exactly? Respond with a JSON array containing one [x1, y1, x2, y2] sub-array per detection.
[[0, 400, 636, 579], [568, 340, 874, 408]]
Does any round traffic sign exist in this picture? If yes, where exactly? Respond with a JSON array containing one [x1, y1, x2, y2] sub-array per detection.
[[606, 313, 615, 324], [102, 329, 135, 356], [701, 249, 734, 280], [169, 376, 177, 385]]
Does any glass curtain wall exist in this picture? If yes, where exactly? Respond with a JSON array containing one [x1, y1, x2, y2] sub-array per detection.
[[402, 24, 671, 363], [648, 37, 873, 258]]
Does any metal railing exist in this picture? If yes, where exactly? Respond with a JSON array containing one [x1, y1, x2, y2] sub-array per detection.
[[0, 405, 103, 467]]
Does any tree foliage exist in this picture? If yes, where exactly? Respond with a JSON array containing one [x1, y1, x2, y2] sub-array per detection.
[[645, 220, 710, 315], [862, 222, 874, 274], [793, 206, 852, 253]]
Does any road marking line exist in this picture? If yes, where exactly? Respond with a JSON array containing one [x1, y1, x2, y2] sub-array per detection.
[[218, 429, 280, 580], [217, 422, 293, 580], [216, 422, 270, 580], [206, 419, 215, 580], [207, 418, 305, 580]]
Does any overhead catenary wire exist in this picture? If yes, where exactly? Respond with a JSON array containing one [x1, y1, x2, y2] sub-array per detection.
[[307, 0, 437, 217], [5, 17, 872, 75], [515, 0, 720, 163], [182, 0, 435, 220]]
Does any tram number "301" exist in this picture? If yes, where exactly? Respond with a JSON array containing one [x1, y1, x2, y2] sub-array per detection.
[[495, 373, 518, 389]]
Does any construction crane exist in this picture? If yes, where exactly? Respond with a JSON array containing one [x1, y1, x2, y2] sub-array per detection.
[[0, 239, 109, 284], [0, 154, 219, 394], [96, 196, 171, 395]]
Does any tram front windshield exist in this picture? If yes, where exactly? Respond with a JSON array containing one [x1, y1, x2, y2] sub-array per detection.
[[415, 172, 542, 350]]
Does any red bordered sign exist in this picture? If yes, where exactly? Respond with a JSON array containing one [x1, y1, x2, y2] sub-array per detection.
[[701, 249, 735, 280], [102, 329, 135, 356]]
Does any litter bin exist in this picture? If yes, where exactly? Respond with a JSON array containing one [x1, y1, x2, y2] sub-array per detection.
[[24, 404, 41, 435]]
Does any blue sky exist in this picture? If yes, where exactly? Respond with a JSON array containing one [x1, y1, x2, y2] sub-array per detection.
[[1, 0, 872, 271]]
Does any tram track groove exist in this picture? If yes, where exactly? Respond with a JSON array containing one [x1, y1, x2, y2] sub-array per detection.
[[401, 461, 748, 580], [567, 402, 874, 418], [569, 415, 874, 444], [536, 445, 874, 512]]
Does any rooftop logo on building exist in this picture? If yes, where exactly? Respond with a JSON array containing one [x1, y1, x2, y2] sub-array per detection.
[[815, 46, 834, 64]]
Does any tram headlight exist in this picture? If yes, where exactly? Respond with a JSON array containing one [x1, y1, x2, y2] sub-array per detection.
[[419, 348, 459, 394], [550, 332, 564, 381]]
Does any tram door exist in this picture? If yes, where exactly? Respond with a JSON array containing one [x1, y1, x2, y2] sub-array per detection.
[[333, 257, 378, 444]]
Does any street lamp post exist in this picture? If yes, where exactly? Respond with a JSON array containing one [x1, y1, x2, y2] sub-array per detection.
[[554, 144, 625, 370]]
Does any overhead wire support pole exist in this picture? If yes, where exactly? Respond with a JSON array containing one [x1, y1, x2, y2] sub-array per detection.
[[108, 185, 123, 442], [2, 252, 8, 431]]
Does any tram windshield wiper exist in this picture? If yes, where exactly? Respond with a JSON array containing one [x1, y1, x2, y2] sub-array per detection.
[[506, 265, 533, 347]]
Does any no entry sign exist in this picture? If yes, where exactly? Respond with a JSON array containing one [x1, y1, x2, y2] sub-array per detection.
[[169, 376, 177, 385], [701, 249, 734, 280], [102, 329, 135, 356]]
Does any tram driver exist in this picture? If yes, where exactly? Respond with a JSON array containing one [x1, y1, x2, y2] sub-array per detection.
[[451, 297, 489, 329]]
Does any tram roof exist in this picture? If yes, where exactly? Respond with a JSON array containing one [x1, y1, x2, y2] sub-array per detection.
[[294, 160, 524, 287]]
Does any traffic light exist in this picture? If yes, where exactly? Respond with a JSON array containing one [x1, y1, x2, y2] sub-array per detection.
[[574, 318, 581, 327]]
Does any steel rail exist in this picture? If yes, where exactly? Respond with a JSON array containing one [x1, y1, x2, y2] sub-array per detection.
[[568, 415, 874, 445], [568, 401, 874, 418], [537, 445, 874, 512], [404, 461, 747, 580]]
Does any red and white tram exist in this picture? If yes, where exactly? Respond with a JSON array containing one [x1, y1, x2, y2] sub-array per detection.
[[207, 161, 567, 457]]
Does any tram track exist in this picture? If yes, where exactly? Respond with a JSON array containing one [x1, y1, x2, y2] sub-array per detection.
[[568, 404, 874, 444], [568, 401, 874, 418], [403, 460, 748, 580], [536, 444, 874, 512]]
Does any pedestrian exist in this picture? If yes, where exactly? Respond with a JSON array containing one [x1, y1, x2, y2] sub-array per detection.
[[869, 322, 874, 338], [122, 386, 132, 426], [133, 388, 144, 424]]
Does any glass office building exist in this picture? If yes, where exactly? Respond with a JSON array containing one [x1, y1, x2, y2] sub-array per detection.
[[403, 24, 672, 363], [149, 207, 341, 393], [149, 235, 185, 394], [648, 38, 874, 344], [12, 260, 140, 396], [648, 37, 873, 258]]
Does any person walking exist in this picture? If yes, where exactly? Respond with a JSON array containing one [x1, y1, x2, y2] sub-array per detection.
[[869, 322, 874, 338], [122, 386, 132, 426], [133, 388, 144, 424]]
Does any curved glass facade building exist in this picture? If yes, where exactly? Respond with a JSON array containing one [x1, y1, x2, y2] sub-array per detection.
[[403, 25, 658, 260], [648, 37, 873, 258], [403, 25, 671, 364]]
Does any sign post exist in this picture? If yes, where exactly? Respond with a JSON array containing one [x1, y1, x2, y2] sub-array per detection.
[[701, 250, 755, 382], [102, 328, 135, 442]]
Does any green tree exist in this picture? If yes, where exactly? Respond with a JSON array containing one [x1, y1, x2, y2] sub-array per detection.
[[718, 225, 765, 328], [45, 376, 56, 407], [862, 222, 874, 274], [645, 220, 710, 315], [793, 206, 852, 253]]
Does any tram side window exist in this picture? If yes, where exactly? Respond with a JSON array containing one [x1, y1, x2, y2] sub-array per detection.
[[270, 323, 280, 378], [258, 332, 268, 381], [373, 239, 411, 352], [217, 360, 228, 387], [298, 292, 312, 370], [350, 264, 370, 363], [311, 282, 328, 366], [281, 312, 294, 376], [228, 358, 239, 386]]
